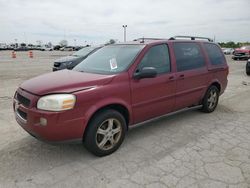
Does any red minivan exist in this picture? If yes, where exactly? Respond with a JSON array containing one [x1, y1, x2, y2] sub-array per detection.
[[14, 36, 228, 156]]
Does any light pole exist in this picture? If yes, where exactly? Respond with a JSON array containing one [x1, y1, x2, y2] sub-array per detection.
[[122, 25, 127, 42]]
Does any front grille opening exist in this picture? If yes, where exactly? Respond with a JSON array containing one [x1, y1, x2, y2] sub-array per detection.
[[17, 93, 31, 107], [17, 109, 27, 120], [235, 53, 246, 56]]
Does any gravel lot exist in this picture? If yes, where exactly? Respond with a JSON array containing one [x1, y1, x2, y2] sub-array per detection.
[[0, 50, 250, 188]]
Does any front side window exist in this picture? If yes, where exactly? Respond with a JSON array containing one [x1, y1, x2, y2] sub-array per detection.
[[204, 43, 225, 65], [73, 45, 144, 74], [173, 42, 205, 72], [138, 44, 171, 74]]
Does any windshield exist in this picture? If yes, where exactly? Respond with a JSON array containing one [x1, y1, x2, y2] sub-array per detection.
[[73, 47, 96, 57], [73, 45, 144, 74]]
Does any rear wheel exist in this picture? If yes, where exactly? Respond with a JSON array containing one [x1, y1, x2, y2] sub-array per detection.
[[201, 86, 219, 113], [84, 109, 126, 157]]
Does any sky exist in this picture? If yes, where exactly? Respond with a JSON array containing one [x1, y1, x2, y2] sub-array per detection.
[[0, 0, 250, 46]]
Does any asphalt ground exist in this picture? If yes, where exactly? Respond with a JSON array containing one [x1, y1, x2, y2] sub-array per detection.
[[0, 50, 250, 188]]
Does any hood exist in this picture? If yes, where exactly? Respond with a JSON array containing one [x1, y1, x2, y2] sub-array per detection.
[[234, 48, 250, 53], [20, 70, 115, 95], [55, 55, 82, 63]]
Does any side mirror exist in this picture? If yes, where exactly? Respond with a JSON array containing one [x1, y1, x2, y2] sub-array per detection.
[[134, 67, 157, 79]]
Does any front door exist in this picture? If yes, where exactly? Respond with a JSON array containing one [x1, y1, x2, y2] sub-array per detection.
[[130, 44, 176, 124]]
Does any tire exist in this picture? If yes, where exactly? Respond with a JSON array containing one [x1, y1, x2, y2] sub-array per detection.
[[84, 109, 126, 157], [201, 86, 219, 113], [246, 64, 250, 76]]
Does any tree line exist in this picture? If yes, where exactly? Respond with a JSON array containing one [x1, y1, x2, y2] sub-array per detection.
[[218, 41, 250, 48]]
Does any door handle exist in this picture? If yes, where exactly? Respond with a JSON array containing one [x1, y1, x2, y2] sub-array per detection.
[[179, 74, 184, 78], [169, 76, 175, 80]]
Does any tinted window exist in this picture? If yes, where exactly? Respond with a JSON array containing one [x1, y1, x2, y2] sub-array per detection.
[[173, 43, 205, 72], [138, 44, 170, 74], [204, 43, 225, 65]]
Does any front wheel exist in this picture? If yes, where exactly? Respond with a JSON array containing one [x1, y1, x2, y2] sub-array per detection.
[[84, 109, 126, 157], [201, 86, 219, 113]]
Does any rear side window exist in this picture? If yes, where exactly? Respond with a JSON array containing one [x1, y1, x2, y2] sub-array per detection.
[[173, 43, 205, 72], [138, 44, 171, 74], [204, 43, 225, 65]]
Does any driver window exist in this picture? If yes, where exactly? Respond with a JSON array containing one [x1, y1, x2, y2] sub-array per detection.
[[138, 44, 171, 74]]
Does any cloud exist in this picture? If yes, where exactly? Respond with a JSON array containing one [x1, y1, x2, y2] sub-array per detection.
[[0, 0, 249, 45]]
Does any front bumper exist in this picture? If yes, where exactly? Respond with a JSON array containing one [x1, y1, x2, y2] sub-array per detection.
[[52, 67, 62, 71], [232, 54, 250, 60], [13, 89, 86, 142]]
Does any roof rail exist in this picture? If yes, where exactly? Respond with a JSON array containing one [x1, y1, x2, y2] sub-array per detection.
[[133, 38, 167, 43], [169, 36, 213, 42]]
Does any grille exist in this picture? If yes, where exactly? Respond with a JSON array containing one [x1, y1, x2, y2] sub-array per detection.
[[17, 108, 27, 120], [235, 52, 246, 56], [17, 92, 31, 107]]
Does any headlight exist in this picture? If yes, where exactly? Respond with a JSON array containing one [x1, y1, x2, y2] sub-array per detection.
[[37, 94, 76, 111]]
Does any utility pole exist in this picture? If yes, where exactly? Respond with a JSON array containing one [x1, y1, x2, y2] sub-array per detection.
[[122, 25, 127, 42]]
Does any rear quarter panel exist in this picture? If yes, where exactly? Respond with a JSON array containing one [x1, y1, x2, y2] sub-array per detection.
[[201, 43, 229, 94]]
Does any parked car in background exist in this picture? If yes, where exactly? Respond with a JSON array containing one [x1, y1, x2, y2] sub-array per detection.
[[13, 36, 228, 156], [0, 43, 7, 50], [40, 45, 53, 51], [27, 44, 35, 50], [53, 45, 61, 51], [246, 59, 250, 75], [14, 46, 29, 51], [7, 44, 16, 50], [232, 46, 250, 60], [222, 48, 234, 55], [74, 46, 83, 51], [53, 46, 102, 71], [60, 46, 74, 51]]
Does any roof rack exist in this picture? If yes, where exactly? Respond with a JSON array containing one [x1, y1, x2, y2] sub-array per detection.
[[133, 38, 167, 43], [133, 38, 166, 41], [169, 36, 213, 42]]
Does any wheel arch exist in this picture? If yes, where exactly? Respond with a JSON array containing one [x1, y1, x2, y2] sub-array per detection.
[[82, 102, 131, 141], [200, 80, 221, 104], [210, 81, 221, 93]]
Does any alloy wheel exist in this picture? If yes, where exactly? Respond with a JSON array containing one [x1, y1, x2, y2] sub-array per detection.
[[95, 118, 122, 151]]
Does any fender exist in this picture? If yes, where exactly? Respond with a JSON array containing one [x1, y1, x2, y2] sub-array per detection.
[[83, 97, 133, 127]]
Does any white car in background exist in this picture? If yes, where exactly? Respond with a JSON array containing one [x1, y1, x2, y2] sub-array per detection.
[[39, 45, 53, 51], [0, 43, 7, 50], [222, 48, 234, 55]]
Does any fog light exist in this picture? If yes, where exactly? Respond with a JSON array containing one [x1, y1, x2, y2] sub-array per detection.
[[40, 117, 47, 126]]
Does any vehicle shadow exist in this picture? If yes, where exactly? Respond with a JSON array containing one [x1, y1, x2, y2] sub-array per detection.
[[0, 105, 235, 184]]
